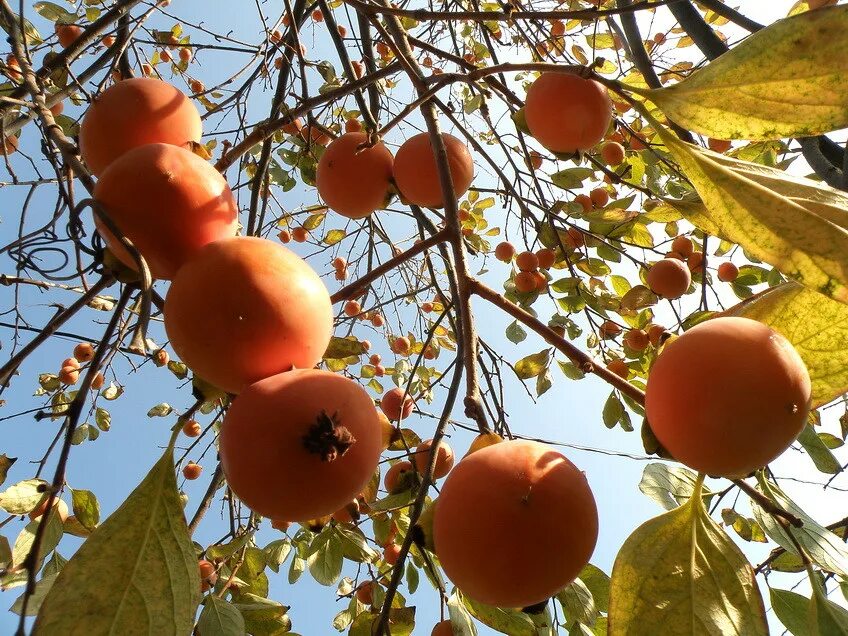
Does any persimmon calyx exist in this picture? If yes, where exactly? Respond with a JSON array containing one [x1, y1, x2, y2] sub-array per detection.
[[302, 411, 357, 461]]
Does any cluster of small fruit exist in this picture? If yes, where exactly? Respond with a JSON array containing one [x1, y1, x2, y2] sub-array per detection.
[[55, 342, 103, 390]]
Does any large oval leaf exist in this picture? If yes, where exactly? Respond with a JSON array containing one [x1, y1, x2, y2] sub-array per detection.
[[656, 125, 848, 303], [33, 447, 200, 634], [727, 281, 848, 406], [608, 480, 767, 635], [639, 5, 848, 140]]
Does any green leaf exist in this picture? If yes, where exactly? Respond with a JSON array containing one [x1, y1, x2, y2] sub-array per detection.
[[446, 589, 477, 636], [551, 168, 596, 190], [0, 479, 48, 514], [0, 455, 16, 487], [810, 575, 848, 635], [768, 587, 810, 636], [578, 564, 610, 614], [558, 360, 586, 380], [461, 590, 536, 636], [232, 594, 290, 634], [751, 479, 848, 577], [323, 336, 365, 360], [641, 6, 848, 140], [557, 578, 598, 627], [11, 573, 58, 616], [654, 125, 848, 303], [796, 424, 841, 474], [197, 596, 246, 636], [263, 538, 292, 573], [70, 489, 99, 530], [505, 321, 527, 344], [33, 2, 76, 21], [514, 350, 550, 380], [13, 513, 64, 569], [0, 11, 42, 44], [608, 481, 767, 635], [33, 447, 200, 635], [307, 528, 343, 586], [637, 463, 705, 511], [602, 393, 624, 429], [730, 281, 848, 406]]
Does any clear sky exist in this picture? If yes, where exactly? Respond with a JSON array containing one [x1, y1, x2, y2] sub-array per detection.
[[0, 1, 845, 634]]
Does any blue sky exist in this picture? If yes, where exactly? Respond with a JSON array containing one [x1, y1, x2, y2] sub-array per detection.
[[1, 0, 846, 634]]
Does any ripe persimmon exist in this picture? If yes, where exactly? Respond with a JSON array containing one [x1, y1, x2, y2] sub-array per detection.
[[645, 317, 811, 478], [220, 369, 383, 520], [432, 620, 455, 636], [524, 73, 612, 153], [79, 77, 202, 175], [316, 132, 394, 219], [707, 138, 732, 153], [646, 258, 691, 299], [574, 194, 593, 213], [164, 237, 333, 394], [94, 143, 238, 280], [412, 439, 454, 478], [687, 250, 705, 274], [198, 559, 217, 592], [599, 320, 621, 339], [433, 440, 597, 607], [607, 359, 629, 379], [391, 336, 411, 355], [623, 328, 649, 352], [647, 324, 666, 347], [355, 581, 374, 604], [589, 188, 609, 208], [381, 387, 414, 420], [56, 24, 83, 48], [332, 499, 360, 523], [383, 542, 401, 565], [671, 235, 694, 257], [514, 271, 537, 294], [718, 261, 739, 282], [182, 419, 202, 437], [183, 462, 202, 480], [393, 132, 474, 208], [73, 342, 94, 362], [384, 461, 414, 493], [494, 241, 515, 262], [600, 141, 625, 165], [90, 371, 105, 391], [344, 300, 361, 317], [515, 251, 539, 272], [153, 349, 169, 367], [30, 497, 69, 522], [535, 248, 556, 270], [59, 366, 79, 385], [271, 519, 291, 531]]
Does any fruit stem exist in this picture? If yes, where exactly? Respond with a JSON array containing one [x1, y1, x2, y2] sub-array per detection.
[[302, 411, 357, 462]]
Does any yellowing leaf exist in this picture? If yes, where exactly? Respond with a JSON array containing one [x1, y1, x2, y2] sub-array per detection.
[[727, 282, 848, 406], [33, 448, 200, 634], [608, 479, 767, 635], [0, 479, 48, 514], [639, 6, 848, 140], [656, 128, 848, 302]]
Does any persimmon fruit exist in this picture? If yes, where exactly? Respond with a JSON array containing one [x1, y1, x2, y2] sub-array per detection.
[[384, 460, 414, 493], [671, 235, 694, 257], [515, 251, 539, 272], [30, 497, 69, 522], [393, 132, 474, 208], [182, 419, 202, 437], [574, 194, 592, 213], [316, 132, 394, 219], [433, 440, 598, 608], [73, 342, 95, 362], [646, 258, 691, 299], [718, 262, 739, 282], [494, 241, 515, 262], [93, 143, 238, 280], [412, 439, 454, 478], [383, 542, 401, 565], [90, 372, 105, 391], [56, 24, 83, 48], [687, 251, 705, 274], [645, 316, 811, 478], [600, 141, 625, 166], [707, 138, 732, 153], [198, 559, 217, 592], [381, 387, 414, 421], [79, 77, 202, 176], [647, 324, 666, 347], [535, 248, 556, 270], [599, 320, 621, 339], [220, 369, 383, 521], [355, 581, 374, 604], [432, 621, 455, 636], [607, 359, 629, 379], [589, 188, 609, 208], [524, 73, 612, 153], [183, 462, 202, 480], [164, 237, 333, 394], [514, 271, 538, 294], [623, 329, 649, 352]]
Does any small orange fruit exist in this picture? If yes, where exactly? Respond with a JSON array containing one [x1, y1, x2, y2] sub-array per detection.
[[646, 258, 691, 299], [393, 133, 474, 208]]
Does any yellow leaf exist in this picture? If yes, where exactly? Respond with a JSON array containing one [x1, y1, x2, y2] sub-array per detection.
[[655, 124, 848, 302], [726, 281, 848, 407], [608, 480, 767, 635], [635, 5, 848, 140], [34, 448, 200, 634]]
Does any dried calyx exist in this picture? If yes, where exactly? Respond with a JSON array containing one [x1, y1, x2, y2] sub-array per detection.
[[302, 410, 356, 462]]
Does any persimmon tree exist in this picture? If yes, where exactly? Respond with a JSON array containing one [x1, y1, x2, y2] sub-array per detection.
[[0, 0, 847, 635]]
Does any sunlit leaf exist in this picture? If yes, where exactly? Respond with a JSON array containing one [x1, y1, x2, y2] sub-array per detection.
[[197, 596, 246, 635], [609, 479, 767, 635], [655, 125, 848, 303], [728, 281, 848, 406], [0, 479, 48, 514], [640, 6, 848, 140], [461, 590, 536, 635], [768, 587, 809, 636], [514, 350, 550, 380], [33, 447, 200, 634]]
